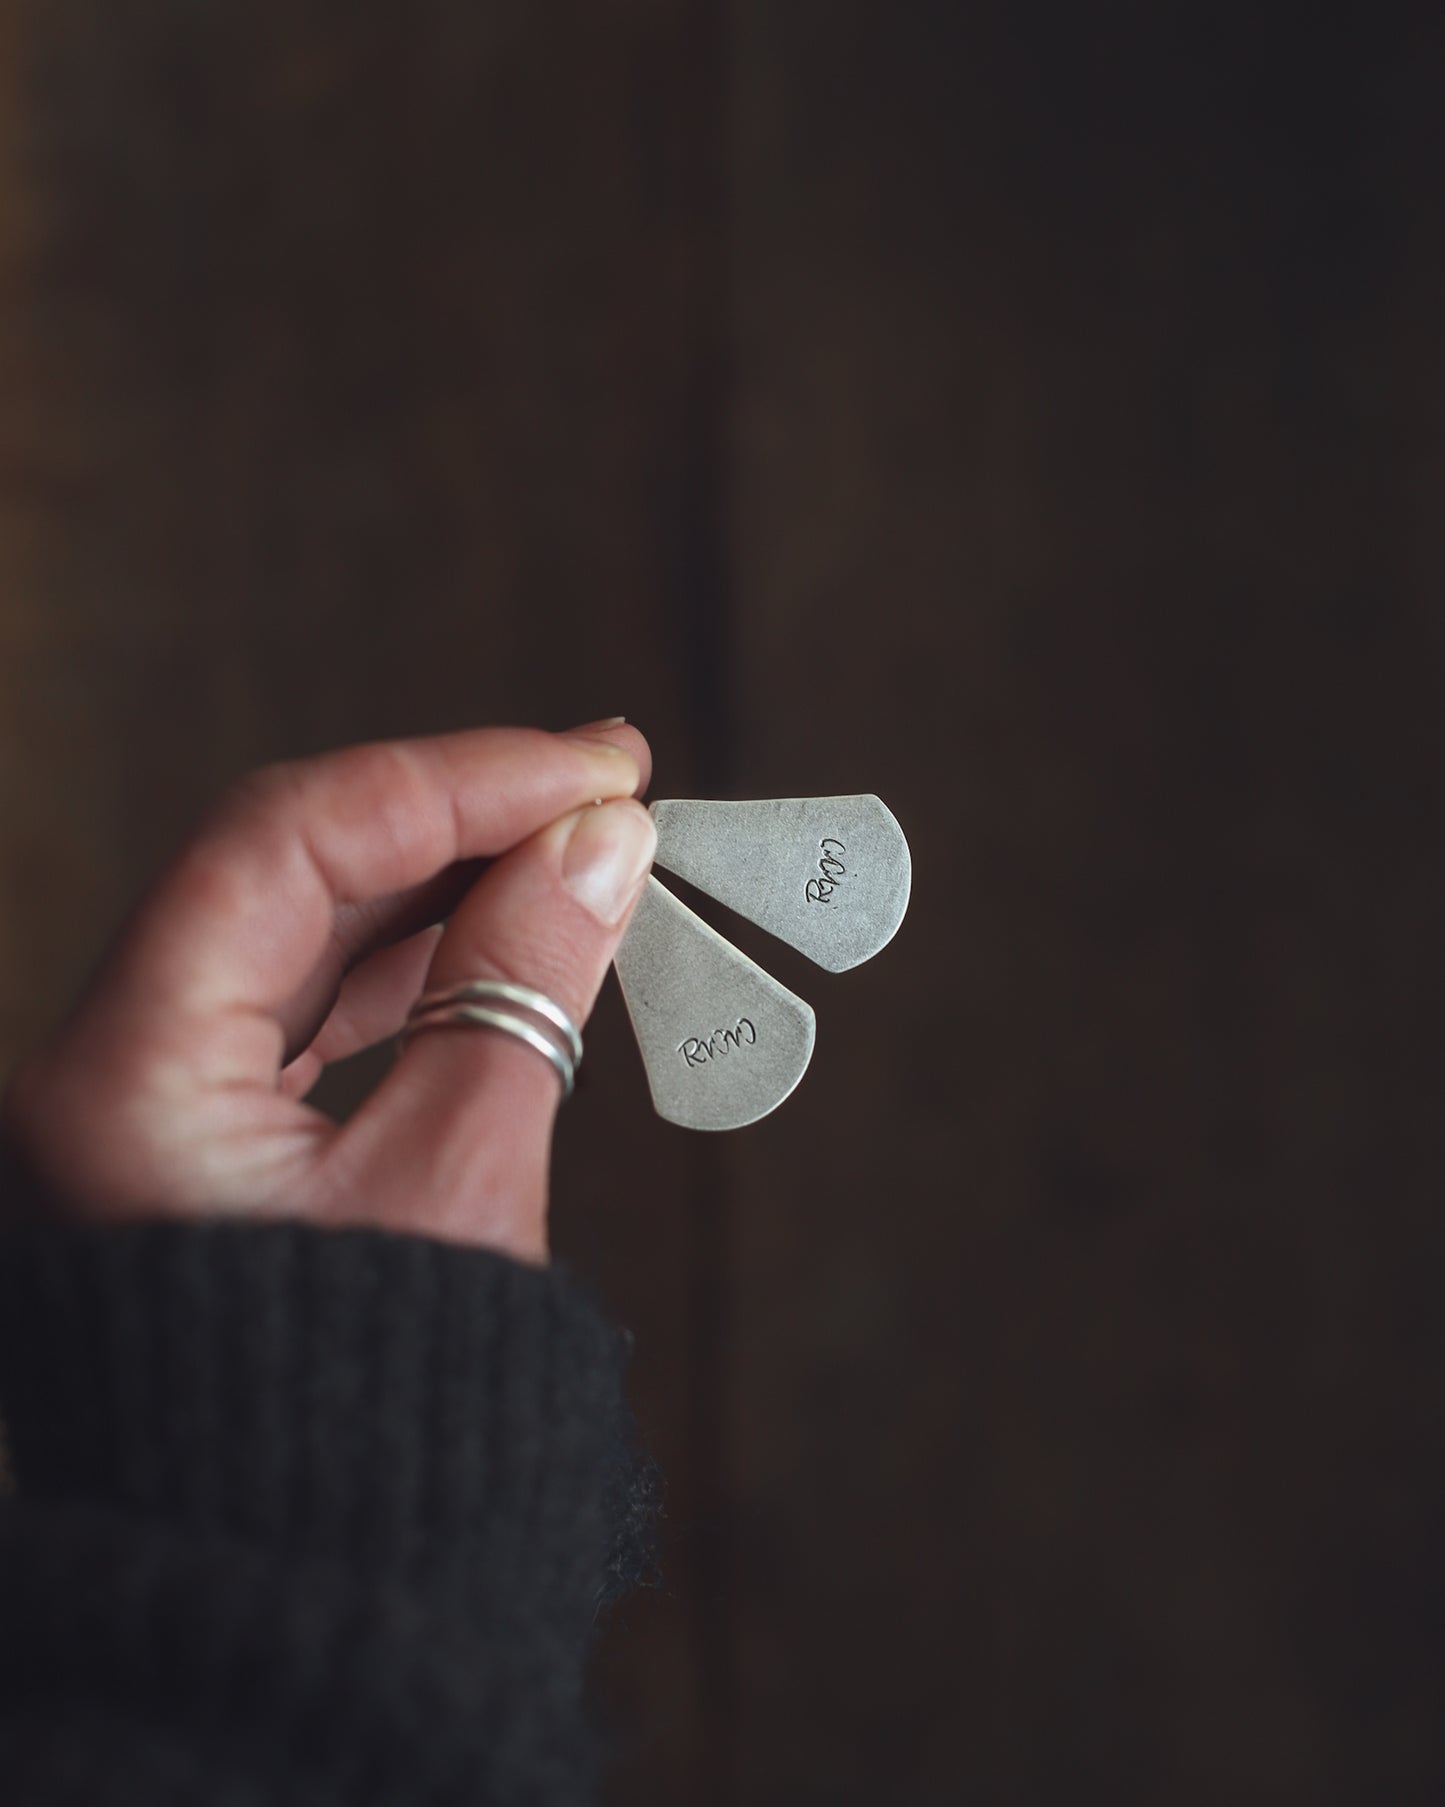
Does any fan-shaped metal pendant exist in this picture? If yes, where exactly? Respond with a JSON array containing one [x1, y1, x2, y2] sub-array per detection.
[[612, 794, 911, 1130]]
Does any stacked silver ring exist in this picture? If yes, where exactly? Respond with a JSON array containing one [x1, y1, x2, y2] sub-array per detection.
[[400, 979, 583, 1099]]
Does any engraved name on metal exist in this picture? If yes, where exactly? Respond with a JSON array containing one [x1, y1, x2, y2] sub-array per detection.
[[805, 839, 847, 905], [649, 795, 909, 974], [678, 1016, 757, 1068]]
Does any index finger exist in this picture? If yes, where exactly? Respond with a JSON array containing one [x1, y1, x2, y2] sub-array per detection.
[[103, 727, 645, 1023]]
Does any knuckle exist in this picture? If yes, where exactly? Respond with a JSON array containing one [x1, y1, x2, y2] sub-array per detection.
[[173, 763, 297, 867], [172, 760, 306, 896], [215, 758, 301, 824]]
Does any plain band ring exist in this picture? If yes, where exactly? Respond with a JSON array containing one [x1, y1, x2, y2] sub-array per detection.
[[400, 1004, 576, 1099], [408, 979, 583, 1068]]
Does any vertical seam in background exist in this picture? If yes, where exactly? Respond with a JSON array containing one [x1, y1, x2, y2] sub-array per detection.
[[670, 1, 740, 1799]]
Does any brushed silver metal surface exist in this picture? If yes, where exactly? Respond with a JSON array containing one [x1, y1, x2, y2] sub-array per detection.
[[649, 794, 911, 973], [613, 875, 816, 1131]]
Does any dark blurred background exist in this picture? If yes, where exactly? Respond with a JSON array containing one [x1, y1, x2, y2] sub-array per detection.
[[3, 3, 1445, 1802]]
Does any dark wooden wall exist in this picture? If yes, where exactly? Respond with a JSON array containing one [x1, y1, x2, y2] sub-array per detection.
[[3, 4, 1445, 1802]]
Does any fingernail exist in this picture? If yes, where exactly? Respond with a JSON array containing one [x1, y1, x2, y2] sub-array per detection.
[[559, 731, 630, 757], [557, 734, 638, 798], [562, 799, 656, 926], [567, 715, 627, 731]]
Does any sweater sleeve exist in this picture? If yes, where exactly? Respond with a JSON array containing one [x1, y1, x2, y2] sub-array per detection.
[[0, 1216, 656, 1806]]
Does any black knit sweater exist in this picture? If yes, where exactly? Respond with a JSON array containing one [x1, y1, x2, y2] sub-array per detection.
[[0, 1212, 656, 1805]]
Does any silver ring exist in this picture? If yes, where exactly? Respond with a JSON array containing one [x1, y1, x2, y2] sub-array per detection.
[[400, 981, 582, 1101], [407, 979, 583, 1068]]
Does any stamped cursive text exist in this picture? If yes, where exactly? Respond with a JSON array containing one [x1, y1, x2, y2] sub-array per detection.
[[678, 1016, 757, 1069], [805, 838, 847, 905]]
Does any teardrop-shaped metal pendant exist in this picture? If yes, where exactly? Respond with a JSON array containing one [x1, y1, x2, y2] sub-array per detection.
[[649, 794, 911, 973], [613, 876, 816, 1131]]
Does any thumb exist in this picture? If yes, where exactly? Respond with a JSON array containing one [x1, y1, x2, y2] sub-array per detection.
[[317, 797, 657, 1257]]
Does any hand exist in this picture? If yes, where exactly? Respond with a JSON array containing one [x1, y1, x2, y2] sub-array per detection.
[[0, 721, 655, 1261]]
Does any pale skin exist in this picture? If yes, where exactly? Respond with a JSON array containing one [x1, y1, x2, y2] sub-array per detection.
[[0, 719, 656, 1262]]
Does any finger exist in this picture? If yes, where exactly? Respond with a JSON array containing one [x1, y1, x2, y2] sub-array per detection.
[[316, 796, 657, 1255], [278, 924, 444, 1100], [276, 860, 486, 1065], [312, 723, 648, 973], [561, 719, 652, 797], [86, 727, 642, 1062], [274, 721, 652, 1060]]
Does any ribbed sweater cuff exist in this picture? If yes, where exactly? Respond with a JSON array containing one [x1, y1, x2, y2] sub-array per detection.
[[0, 1220, 631, 1615]]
